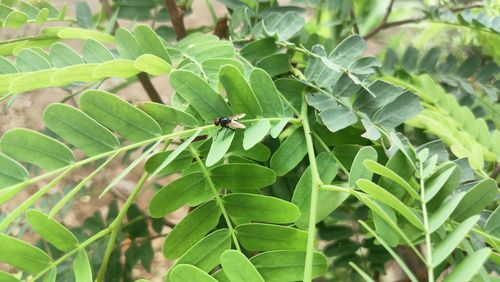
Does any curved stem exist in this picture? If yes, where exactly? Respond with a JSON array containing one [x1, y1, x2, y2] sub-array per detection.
[[302, 96, 322, 282], [96, 172, 151, 282], [419, 164, 435, 281], [189, 145, 241, 251], [48, 151, 120, 218]]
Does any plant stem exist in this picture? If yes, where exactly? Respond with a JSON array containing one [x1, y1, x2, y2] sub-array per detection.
[[363, 0, 394, 39], [189, 145, 242, 251], [96, 172, 151, 282], [301, 95, 322, 282], [0, 168, 73, 231], [320, 184, 350, 193], [419, 164, 434, 282], [164, 0, 187, 40], [48, 151, 120, 218], [137, 72, 164, 103]]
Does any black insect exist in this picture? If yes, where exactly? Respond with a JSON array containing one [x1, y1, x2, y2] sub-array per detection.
[[214, 113, 246, 134]]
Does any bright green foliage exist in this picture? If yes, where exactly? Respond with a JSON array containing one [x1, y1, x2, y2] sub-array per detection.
[[0, 1, 498, 282]]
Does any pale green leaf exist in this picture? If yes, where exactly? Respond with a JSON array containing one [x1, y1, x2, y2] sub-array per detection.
[[451, 179, 497, 221], [44, 103, 120, 156], [0, 128, 75, 171], [0, 233, 51, 274], [220, 250, 264, 282], [243, 119, 271, 150], [206, 130, 235, 167], [429, 193, 465, 233], [0, 153, 28, 189], [73, 250, 92, 282], [135, 24, 171, 64], [26, 210, 78, 251], [249, 68, 285, 117], [219, 65, 262, 118], [170, 264, 217, 282], [363, 159, 419, 200], [134, 54, 172, 75], [235, 223, 307, 251], [270, 127, 306, 176], [443, 248, 491, 282]]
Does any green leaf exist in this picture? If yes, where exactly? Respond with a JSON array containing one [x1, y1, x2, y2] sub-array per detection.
[[329, 35, 366, 68], [134, 54, 172, 75], [243, 119, 271, 150], [0, 233, 51, 274], [401, 47, 418, 71], [93, 59, 140, 78], [255, 54, 291, 77], [80, 90, 161, 142], [219, 65, 262, 118], [485, 206, 500, 237], [235, 223, 308, 251], [149, 173, 205, 217], [151, 129, 201, 177], [0, 153, 28, 189], [269, 118, 289, 138], [223, 193, 299, 223], [211, 163, 276, 189], [0, 56, 17, 74], [240, 37, 277, 61], [424, 164, 458, 202], [250, 250, 327, 281], [174, 229, 231, 273], [15, 49, 51, 72], [170, 70, 231, 123], [170, 264, 217, 282], [145, 150, 192, 176], [54, 27, 115, 43], [0, 128, 75, 171], [44, 103, 120, 156], [0, 270, 20, 282], [138, 102, 198, 133], [451, 179, 497, 221], [363, 159, 419, 200], [254, 12, 305, 40], [432, 215, 480, 267], [51, 64, 99, 85], [135, 24, 171, 64], [307, 94, 358, 132], [249, 68, 285, 117], [220, 250, 264, 282], [49, 43, 84, 67], [356, 179, 424, 230], [429, 193, 465, 233], [26, 210, 78, 251], [373, 204, 399, 247], [163, 200, 221, 259], [206, 130, 235, 167], [443, 248, 491, 282], [76, 1, 93, 29], [349, 147, 377, 188], [42, 268, 56, 282], [5, 11, 27, 28], [73, 250, 92, 282], [270, 127, 307, 176], [372, 90, 422, 128], [83, 39, 114, 63], [292, 152, 342, 229], [116, 27, 143, 60]]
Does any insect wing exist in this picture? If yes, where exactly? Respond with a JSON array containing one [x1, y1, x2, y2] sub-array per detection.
[[227, 120, 246, 129], [229, 113, 246, 120]]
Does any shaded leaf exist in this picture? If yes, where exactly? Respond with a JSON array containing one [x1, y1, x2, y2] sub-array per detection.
[[211, 163, 276, 189]]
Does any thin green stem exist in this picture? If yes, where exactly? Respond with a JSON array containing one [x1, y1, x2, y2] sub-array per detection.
[[189, 145, 242, 251], [33, 227, 110, 280], [301, 96, 322, 282], [1, 125, 214, 202], [96, 172, 151, 282], [320, 184, 350, 193], [48, 151, 120, 218], [311, 131, 350, 175], [419, 164, 435, 281], [0, 167, 73, 231]]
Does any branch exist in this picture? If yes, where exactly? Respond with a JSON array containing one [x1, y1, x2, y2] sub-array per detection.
[[364, 0, 395, 39], [364, 2, 484, 39], [165, 0, 187, 40], [137, 72, 164, 103]]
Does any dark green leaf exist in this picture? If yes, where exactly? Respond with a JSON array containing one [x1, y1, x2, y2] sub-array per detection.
[[270, 127, 306, 176], [211, 163, 276, 189], [329, 35, 366, 68], [149, 173, 206, 217], [170, 264, 217, 282], [451, 179, 497, 221], [76, 1, 93, 29], [236, 223, 307, 251], [219, 65, 262, 118], [163, 200, 221, 259], [240, 38, 277, 61], [223, 193, 299, 223], [250, 250, 327, 281], [249, 68, 285, 117], [256, 54, 291, 77], [349, 147, 377, 188]]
